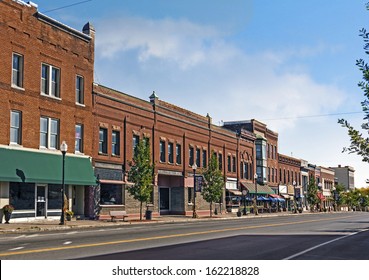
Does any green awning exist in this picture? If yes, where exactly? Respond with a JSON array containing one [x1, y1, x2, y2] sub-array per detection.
[[0, 147, 96, 185], [241, 182, 274, 195]]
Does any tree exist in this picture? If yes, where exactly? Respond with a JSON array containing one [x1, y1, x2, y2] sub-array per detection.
[[127, 139, 154, 221], [339, 3, 369, 163], [201, 153, 224, 217], [307, 177, 319, 212]]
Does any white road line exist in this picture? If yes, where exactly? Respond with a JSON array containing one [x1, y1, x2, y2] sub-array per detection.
[[63, 241, 72, 245], [9, 247, 24, 251], [66, 231, 78, 235], [284, 229, 369, 260]]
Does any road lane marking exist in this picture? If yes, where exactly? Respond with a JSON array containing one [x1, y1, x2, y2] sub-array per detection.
[[9, 247, 24, 251], [0, 214, 358, 257], [283, 228, 369, 260], [63, 241, 72, 245]]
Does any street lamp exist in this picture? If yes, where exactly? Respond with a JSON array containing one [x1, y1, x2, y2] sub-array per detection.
[[318, 183, 322, 212], [59, 141, 68, 225], [242, 189, 248, 215], [293, 180, 297, 214], [254, 173, 258, 216], [192, 163, 198, 218]]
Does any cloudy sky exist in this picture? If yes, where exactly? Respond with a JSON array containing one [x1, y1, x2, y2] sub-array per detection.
[[34, 0, 368, 187]]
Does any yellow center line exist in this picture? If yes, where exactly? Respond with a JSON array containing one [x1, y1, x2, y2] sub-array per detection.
[[0, 214, 356, 257]]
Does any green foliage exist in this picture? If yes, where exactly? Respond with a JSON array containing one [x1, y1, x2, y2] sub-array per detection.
[[307, 177, 319, 210], [339, 6, 369, 162], [127, 139, 154, 220], [201, 153, 224, 217]]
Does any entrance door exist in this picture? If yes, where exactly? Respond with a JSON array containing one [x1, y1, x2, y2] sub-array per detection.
[[159, 187, 170, 213], [36, 185, 46, 217]]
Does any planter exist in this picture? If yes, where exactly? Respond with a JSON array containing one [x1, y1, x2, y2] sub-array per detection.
[[4, 212, 11, 224], [237, 210, 242, 217], [66, 215, 72, 221]]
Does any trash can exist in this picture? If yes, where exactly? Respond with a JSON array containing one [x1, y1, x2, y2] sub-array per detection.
[[145, 210, 152, 220]]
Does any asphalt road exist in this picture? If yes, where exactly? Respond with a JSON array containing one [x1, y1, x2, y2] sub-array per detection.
[[0, 212, 368, 260]]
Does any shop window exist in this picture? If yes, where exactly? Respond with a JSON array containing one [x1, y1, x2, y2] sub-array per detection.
[[48, 184, 62, 209], [100, 184, 123, 205], [9, 182, 35, 210]]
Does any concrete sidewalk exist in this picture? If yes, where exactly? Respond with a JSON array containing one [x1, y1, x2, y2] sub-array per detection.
[[0, 211, 317, 234]]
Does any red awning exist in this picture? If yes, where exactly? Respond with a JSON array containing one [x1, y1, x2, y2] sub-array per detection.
[[317, 192, 326, 201], [269, 194, 284, 199]]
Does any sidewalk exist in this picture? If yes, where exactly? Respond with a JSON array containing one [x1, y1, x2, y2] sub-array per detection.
[[0, 211, 315, 234]]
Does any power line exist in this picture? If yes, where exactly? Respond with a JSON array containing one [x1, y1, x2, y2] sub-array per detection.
[[261, 111, 363, 121], [40, 0, 93, 13]]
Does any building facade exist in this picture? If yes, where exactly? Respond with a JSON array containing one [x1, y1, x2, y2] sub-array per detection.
[[0, 0, 96, 220], [330, 165, 355, 191]]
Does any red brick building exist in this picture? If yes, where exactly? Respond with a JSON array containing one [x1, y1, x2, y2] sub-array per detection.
[[93, 84, 256, 217], [0, 0, 96, 220]]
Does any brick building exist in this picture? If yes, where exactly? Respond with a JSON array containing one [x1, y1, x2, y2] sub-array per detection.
[[92, 84, 256, 217], [320, 166, 335, 209], [0, 0, 96, 220]]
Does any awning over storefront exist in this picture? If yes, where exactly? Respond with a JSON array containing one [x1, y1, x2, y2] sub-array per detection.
[[241, 182, 274, 195], [280, 194, 290, 199], [269, 194, 285, 202], [227, 189, 242, 196], [0, 147, 96, 185]]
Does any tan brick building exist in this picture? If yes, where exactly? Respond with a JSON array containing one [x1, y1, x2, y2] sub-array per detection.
[[0, 0, 96, 220]]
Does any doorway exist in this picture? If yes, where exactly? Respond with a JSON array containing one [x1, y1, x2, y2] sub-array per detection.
[[36, 185, 46, 217], [159, 187, 170, 214]]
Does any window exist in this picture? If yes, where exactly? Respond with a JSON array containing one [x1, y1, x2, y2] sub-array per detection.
[[188, 187, 194, 204], [176, 144, 181, 164], [189, 146, 194, 166], [75, 124, 83, 153], [41, 63, 60, 97], [232, 156, 236, 173], [227, 155, 231, 172], [100, 184, 123, 205], [12, 53, 23, 88], [240, 162, 244, 178], [160, 140, 166, 162], [133, 135, 139, 156], [76, 75, 84, 104], [268, 167, 270, 182], [218, 153, 223, 170], [10, 111, 22, 144], [168, 142, 174, 164], [112, 131, 120, 156], [99, 128, 108, 154], [40, 117, 59, 149], [202, 150, 207, 168], [196, 148, 201, 167]]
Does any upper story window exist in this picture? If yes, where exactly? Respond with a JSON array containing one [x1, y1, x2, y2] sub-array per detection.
[[112, 130, 120, 156], [41, 63, 60, 98], [227, 155, 231, 173], [168, 142, 174, 164], [132, 134, 139, 156], [12, 53, 24, 88], [40, 116, 59, 149], [10, 110, 22, 145], [196, 148, 201, 168], [99, 128, 108, 154], [189, 146, 194, 166], [75, 124, 83, 153], [218, 153, 223, 171], [202, 150, 207, 168], [176, 144, 181, 164], [160, 140, 166, 162], [232, 156, 236, 173], [76, 75, 84, 104]]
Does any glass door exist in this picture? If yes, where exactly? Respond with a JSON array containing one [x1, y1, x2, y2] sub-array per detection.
[[36, 185, 46, 217]]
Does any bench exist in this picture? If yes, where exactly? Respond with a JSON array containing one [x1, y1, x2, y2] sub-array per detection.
[[109, 210, 128, 222]]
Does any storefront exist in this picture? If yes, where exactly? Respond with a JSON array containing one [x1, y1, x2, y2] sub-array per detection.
[[0, 147, 96, 220]]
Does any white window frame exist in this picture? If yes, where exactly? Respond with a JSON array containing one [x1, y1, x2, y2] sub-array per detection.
[[99, 128, 108, 154], [41, 63, 60, 98], [12, 53, 24, 88], [76, 75, 84, 105], [40, 116, 59, 149], [112, 130, 120, 156], [10, 110, 22, 145], [75, 124, 83, 153]]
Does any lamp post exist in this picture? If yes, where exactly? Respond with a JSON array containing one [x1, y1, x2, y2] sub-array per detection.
[[192, 163, 198, 218], [59, 141, 68, 225], [293, 180, 297, 213], [254, 173, 258, 216], [318, 183, 322, 212], [242, 189, 247, 215]]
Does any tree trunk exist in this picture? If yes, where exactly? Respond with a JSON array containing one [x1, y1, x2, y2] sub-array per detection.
[[210, 202, 213, 217], [140, 201, 143, 221]]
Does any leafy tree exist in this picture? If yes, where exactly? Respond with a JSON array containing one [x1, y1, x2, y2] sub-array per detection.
[[307, 177, 319, 211], [127, 139, 154, 221], [339, 3, 369, 163], [202, 153, 224, 217]]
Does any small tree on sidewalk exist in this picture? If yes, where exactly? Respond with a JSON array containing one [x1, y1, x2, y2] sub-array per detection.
[[202, 153, 224, 217], [307, 177, 319, 212], [127, 139, 154, 221]]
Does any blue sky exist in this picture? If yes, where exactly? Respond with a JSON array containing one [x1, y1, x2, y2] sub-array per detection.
[[32, 0, 369, 187]]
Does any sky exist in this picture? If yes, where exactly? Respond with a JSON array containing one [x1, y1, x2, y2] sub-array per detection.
[[30, 0, 369, 187]]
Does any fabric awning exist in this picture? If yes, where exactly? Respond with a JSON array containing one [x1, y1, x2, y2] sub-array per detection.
[[280, 194, 290, 199], [269, 194, 285, 202], [0, 147, 97, 185], [241, 182, 274, 194], [227, 189, 242, 196]]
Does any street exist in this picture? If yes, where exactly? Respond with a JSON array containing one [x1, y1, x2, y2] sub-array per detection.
[[0, 212, 368, 260]]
